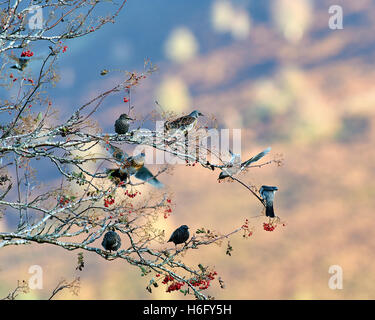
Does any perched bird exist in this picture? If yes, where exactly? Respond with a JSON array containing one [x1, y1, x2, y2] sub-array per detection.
[[168, 225, 190, 246], [106, 143, 164, 188], [259, 185, 279, 218], [101, 229, 121, 252], [114, 114, 133, 134], [164, 110, 204, 135], [218, 147, 271, 180]]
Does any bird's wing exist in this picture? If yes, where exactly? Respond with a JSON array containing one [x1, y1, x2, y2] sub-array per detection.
[[168, 230, 177, 242], [106, 143, 129, 162], [231, 153, 241, 165], [241, 147, 271, 168], [168, 228, 181, 242], [7, 54, 21, 63], [134, 166, 164, 188], [167, 115, 195, 129]]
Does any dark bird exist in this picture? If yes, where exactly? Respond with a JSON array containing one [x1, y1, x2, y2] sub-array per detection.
[[114, 113, 133, 134], [259, 185, 279, 218], [101, 229, 121, 252], [218, 147, 271, 180], [106, 143, 164, 188], [164, 110, 204, 135], [168, 225, 190, 246]]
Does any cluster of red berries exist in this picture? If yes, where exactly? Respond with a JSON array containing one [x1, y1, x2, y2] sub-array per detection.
[[123, 97, 129, 103], [189, 271, 217, 290], [263, 222, 276, 232], [162, 275, 174, 284], [62, 46, 68, 53], [166, 281, 185, 293], [125, 189, 140, 198], [104, 197, 115, 207], [160, 274, 185, 293], [190, 279, 210, 290], [59, 197, 70, 207], [21, 50, 33, 57]]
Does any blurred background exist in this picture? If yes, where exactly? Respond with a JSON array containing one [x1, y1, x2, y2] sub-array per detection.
[[1, 0, 375, 299]]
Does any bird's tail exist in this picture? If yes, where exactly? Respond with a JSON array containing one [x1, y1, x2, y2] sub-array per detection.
[[242, 147, 271, 167], [135, 166, 164, 188], [265, 205, 275, 218]]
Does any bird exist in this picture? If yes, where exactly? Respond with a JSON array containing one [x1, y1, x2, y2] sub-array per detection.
[[218, 147, 271, 180], [9, 56, 30, 71], [164, 110, 204, 136], [101, 229, 121, 252], [114, 114, 133, 134], [106, 143, 164, 188], [259, 185, 279, 218], [168, 225, 190, 246]]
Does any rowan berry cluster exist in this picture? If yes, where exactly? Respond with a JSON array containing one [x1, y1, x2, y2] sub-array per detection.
[[189, 271, 217, 290], [104, 196, 115, 207], [263, 222, 276, 232], [21, 50, 33, 57], [166, 281, 185, 292], [162, 275, 174, 284], [160, 274, 186, 293]]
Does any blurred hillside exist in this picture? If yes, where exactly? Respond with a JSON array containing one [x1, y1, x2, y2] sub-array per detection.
[[1, 0, 375, 299]]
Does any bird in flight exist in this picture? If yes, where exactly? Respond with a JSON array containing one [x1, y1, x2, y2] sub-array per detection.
[[106, 143, 164, 188], [218, 147, 271, 180], [9, 56, 30, 71], [8, 53, 39, 71]]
